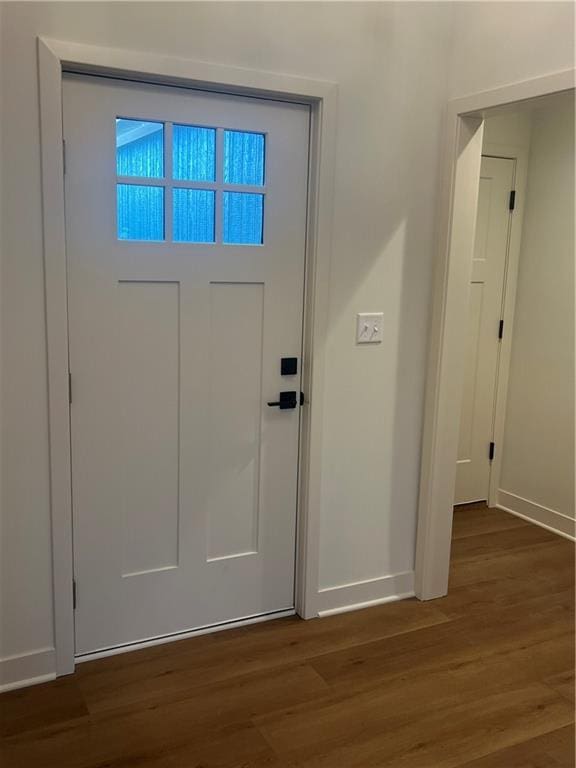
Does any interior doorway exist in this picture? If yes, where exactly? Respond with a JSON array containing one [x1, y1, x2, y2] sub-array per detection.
[[454, 93, 575, 531], [416, 69, 575, 602]]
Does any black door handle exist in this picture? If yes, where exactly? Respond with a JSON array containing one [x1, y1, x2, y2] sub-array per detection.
[[267, 392, 305, 409], [267, 391, 300, 410]]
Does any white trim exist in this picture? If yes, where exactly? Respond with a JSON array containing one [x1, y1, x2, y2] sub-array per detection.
[[497, 490, 576, 541], [75, 609, 296, 663], [415, 113, 485, 600], [0, 648, 56, 691], [295, 94, 336, 619], [1, 674, 57, 695], [317, 571, 415, 615], [447, 70, 575, 119], [319, 593, 415, 618], [416, 68, 576, 601], [43, 38, 336, 103], [38, 39, 75, 678], [38, 36, 337, 681]]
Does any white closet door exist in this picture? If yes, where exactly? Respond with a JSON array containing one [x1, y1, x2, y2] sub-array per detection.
[[455, 156, 514, 505]]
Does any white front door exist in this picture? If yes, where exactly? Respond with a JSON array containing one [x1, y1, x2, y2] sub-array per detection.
[[455, 156, 514, 505], [63, 75, 310, 655]]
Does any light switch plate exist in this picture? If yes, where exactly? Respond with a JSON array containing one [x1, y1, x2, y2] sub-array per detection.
[[356, 313, 384, 344]]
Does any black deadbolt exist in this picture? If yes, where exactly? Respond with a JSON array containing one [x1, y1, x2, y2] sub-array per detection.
[[281, 357, 298, 376]]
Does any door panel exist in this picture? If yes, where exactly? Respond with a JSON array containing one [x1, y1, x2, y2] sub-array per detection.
[[118, 280, 180, 577], [63, 75, 310, 654], [206, 282, 264, 561], [455, 156, 514, 505]]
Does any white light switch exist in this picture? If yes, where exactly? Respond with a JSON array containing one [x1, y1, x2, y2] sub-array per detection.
[[356, 313, 384, 344]]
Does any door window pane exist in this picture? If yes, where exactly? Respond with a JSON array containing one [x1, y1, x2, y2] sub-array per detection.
[[117, 184, 164, 241], [173, 189, 215, 243], [223, 192, 264, 245], [173, 125, 216, 182], [116, 119, 164, 178], [224, 131, 265, 187]]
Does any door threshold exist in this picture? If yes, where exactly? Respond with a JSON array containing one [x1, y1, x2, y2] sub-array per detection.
[[75, 608, 296, 663]]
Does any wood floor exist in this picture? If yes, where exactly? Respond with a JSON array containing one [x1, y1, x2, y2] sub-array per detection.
[[1, 504, 574, 767]]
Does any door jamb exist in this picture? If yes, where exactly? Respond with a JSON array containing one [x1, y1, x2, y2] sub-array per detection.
[[38, 36, 337, 676], [415, 69, 576, 601]]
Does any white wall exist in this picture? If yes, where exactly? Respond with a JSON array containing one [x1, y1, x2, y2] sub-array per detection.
[[483, 111, 533, 153], [449, 1, 575, 97], [0, 1, 574, 687], [498, 94, 575, 534], [0, 1, 454, 683]]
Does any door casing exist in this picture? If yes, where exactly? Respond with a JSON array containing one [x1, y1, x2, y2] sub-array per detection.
[[38, 36, 338, 676]]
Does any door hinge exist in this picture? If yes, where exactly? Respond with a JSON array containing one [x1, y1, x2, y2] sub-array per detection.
[[498, 319, 504, 340], [509, 190, 516, 211], [68, 372, 72, 404], [489, 442, 495, 461], [62, 139, 67, 175], [72, 580, 77, 610]]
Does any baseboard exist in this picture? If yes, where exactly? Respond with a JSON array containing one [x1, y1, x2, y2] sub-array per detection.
[[317, 571, 415, 616], [497, 490, 575, 541], [0, 648, 56, 692], [0, 575, 416, 689]]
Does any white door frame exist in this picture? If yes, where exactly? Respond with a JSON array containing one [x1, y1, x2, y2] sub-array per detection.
[[415, 68, 576, 601], [37, 36, 337, 676]]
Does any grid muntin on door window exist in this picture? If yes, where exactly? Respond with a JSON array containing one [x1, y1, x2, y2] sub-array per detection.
[[116, 119, 266, 245]]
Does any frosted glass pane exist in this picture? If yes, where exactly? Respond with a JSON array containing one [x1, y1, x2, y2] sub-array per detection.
[[224, 131, 265, 186], [223, 193, 264, 245], [116, 119, 164, 178], [173, 189, 215, 243], [117, 184, 164, 241], [173, 125, 216, 181]]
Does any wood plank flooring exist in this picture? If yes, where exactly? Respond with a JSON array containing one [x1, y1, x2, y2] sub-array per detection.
[[1, 504, 574, 767]]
